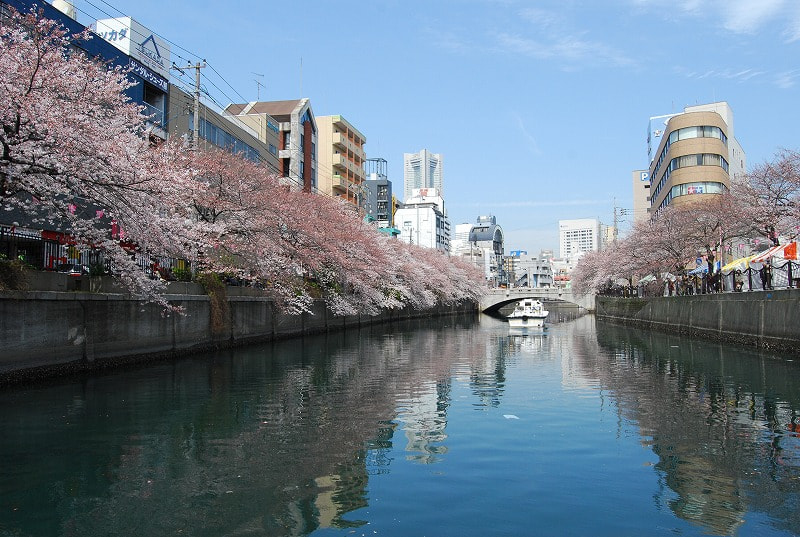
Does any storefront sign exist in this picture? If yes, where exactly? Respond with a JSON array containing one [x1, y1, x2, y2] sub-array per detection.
[[96, 17, 171, 79]]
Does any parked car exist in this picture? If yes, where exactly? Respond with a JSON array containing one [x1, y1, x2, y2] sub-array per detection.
[[56, 263, 89, 277]]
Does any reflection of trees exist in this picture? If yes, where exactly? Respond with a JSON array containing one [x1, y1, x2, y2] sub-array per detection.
[[576, 319, 800, 535], [0, 313, 504, 536]]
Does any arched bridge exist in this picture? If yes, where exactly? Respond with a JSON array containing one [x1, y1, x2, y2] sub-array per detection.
[[479, 287, 595, 313]]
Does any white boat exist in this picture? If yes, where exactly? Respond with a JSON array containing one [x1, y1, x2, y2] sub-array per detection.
[[507, 298, 549, 328]]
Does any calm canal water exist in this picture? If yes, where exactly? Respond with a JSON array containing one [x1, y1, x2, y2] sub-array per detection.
[[2, 312, 800, 536]]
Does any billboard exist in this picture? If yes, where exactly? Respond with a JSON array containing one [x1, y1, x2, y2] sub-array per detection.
[[95, 17, 171, 79]]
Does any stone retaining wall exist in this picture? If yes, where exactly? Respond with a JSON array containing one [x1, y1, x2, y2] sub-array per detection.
[[0, 288, 476, 384], [595, 290, 800, 354]]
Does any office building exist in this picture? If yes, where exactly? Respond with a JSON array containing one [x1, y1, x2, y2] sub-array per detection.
[[395, 188, 450, 252], [647, 102, 746, 212], [316, 115, 366, 206], [631, 169, 651, 223], [559, 218, 602, 260], [168, 85, 279, 172], [403, 149, 443, 201]]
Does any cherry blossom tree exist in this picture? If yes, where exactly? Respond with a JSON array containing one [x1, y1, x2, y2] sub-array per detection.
[[735, 149, 800, 242], [0, 8, 486, 314], [0, 9, 200, 306], [183, 146, 486, 315]]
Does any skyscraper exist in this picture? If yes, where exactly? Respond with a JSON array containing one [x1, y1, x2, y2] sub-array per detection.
[[403, 149, 443, 202]]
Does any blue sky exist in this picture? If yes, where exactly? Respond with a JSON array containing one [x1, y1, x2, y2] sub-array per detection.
[[70, 0, 800, 254]]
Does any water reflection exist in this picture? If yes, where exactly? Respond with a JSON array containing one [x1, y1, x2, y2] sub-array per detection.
[[0, 314, 503, 536], [1, 313, 800, 536], [588, 320, 800, 536]]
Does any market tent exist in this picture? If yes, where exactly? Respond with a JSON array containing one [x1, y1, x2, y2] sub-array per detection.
[[751, 243, 797, 262], [721, 256, 753, 272]]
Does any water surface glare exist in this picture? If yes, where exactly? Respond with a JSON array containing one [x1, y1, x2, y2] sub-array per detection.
[[1, 314, 800, 536]]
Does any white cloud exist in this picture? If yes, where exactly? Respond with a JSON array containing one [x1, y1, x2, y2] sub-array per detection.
[[723, 0, 785, 34], [774, 70, 799, 89], [786, 6, 800, 42], [494, 32, 633, 67], [515, 115, 541, 155]]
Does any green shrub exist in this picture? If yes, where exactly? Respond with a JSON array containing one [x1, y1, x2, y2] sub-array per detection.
[[172, 267, 193, 282], [0, 259, 29, 290]]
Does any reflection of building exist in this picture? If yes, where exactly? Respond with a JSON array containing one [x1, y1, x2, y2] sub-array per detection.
[[398, 381, 451, 464], [647, 102, 746, 212], [403, 149, 443, 201], [580, 323, 779, 536], [395, 188, 450, 251], [316, 115, 366, 206]]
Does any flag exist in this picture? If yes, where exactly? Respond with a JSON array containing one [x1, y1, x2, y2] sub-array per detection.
[[784, 242, 797, 260]]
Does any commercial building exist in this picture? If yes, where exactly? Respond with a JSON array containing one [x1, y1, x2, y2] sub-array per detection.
[[647, 102, 746, 212], [225, 99, 318, 192], [559, 218, 602, 260], [315, 115, 366, 206], [395, 188, 450, 252], [504, 252, 554, 288], [0, 0, 170, 267], [468, 216, 505, 283], [631, 169, 651, 223], [403, 149, 443, 202], [363, 158, 395, 229], [451, 216, 506, 284], [168, 85, 279, 172]]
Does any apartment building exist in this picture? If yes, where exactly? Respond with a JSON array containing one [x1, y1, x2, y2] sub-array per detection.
[[225, 99, 318, 192], [316, 115, 366, 206]]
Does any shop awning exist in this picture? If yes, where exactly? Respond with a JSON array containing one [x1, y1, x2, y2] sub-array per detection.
[[721, 256, 753, 272]]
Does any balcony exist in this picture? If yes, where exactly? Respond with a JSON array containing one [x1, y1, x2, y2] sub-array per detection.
[[331, 174, 348, 194], [332, 154, 348, 172], [332, 132, 347, 150]]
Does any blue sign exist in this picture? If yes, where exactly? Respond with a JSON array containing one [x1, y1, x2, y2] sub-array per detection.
[[129, 58, 168, 92]]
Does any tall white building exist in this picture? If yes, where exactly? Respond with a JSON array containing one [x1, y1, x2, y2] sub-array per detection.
[[395, 188, 450, 252], [403, 149, 443, 202], [559, 218, 602, 260]]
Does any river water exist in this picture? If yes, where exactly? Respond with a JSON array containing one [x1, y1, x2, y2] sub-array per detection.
[[1, 312, 800, 537]]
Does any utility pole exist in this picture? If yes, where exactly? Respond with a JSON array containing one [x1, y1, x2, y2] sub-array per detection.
[[172, 61, 206, 150], [612, 202, 629, 243]]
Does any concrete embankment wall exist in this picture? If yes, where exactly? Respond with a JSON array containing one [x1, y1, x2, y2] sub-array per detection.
[[0, 284, 476, 383], [595, 290, 800, 354]]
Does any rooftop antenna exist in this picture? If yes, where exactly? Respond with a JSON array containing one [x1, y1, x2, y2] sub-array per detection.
[[252, 73, 264, 100]]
